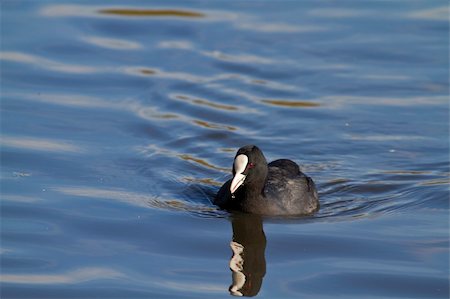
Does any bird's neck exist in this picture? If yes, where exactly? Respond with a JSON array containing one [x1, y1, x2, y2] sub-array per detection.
[[243, 177, 267, 199]]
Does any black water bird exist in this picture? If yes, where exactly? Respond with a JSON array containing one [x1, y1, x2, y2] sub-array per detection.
[[215, 145, 319, 216]]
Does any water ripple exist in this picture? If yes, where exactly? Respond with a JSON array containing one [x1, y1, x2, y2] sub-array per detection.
[[0, 52, 99, 74], [287, 271, 448, 298], [1, 136, 84, 153], [171, 94, 238, 111], [81, 36, 142, 50], [261, 99, 321, 108], [97, 8, 205, 18], [317, 168, 449, 220], [53, 186, 220, 217], [408, 6, 448, 21], [1, 267, 124, 284]]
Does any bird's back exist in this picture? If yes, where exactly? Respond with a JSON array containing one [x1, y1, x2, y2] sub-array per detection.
[[262, 159, 319, 215]]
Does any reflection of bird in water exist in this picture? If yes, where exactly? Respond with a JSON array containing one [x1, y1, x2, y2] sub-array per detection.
[[228, 213, 266, 297], [229, 241, 245, 296]]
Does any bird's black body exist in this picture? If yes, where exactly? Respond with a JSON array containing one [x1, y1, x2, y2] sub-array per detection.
[[214, 145, 319, 216]]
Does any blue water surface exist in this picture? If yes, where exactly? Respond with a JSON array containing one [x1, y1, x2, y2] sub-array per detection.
[[1, 1, 449, 298]]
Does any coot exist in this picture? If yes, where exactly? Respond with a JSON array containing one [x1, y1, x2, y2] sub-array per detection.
[[214, 145, 319, 216]]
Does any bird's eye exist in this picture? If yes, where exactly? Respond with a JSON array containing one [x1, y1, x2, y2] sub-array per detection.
[[248, 162, 255, 169]]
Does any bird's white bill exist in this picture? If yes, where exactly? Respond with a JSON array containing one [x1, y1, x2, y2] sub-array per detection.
[[230, 173, 246, 195], [230, 154, 248, 195]]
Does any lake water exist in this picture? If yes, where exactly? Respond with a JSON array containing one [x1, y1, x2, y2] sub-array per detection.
[[1, 1, 449, 298]]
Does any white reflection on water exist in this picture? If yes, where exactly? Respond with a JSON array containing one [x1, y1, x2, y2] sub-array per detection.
[[54, 186, 162, 208], [157, 40, 195, 50], [159, 40, 277, 64], [237, 22, 327, 33], [0, 52, 99, 74], [322, 95, 448, 108], [308, 6, 448, 21], [202, 50, 274, 64], [11, 93, 115, 108], [40, 4, 97, 18], [408, 6, 448, 20], [1, 267, 123, 284], [53, 186, 215, 213], [81, 36, 142, 50], [159, 38, 304, 70], [2, 195, 42, 203], [331, 259, 445, 276], [308, 8, 374, 18], [1, 136, 84, 153], [344, 134, 427, 142], [336, 73, 411, 81], [153, 281, 225, 294]]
